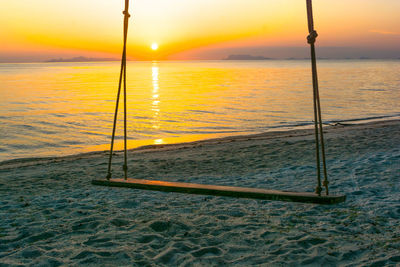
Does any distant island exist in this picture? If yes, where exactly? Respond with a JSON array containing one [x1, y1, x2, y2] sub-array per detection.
[[225, 54, 273, 60], [45, 56, 118, 63], [224, 55, 399, 61]]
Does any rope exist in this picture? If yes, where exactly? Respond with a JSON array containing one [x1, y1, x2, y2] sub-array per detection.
[[107, 0, 130, 180], [306, 0, 329, 196], [105, 0, 330, 196]]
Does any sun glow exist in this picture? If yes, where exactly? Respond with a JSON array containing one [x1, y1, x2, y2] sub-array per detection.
[[151, 43, 159, 50], [0, 1, 400, 61]]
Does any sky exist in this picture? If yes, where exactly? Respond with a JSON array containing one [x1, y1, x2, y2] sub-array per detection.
[[0, 0, 399, 62]]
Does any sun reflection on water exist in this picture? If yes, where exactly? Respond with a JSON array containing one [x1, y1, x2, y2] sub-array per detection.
[[154, 138, 163, 145], [151, 63, 160, 130]]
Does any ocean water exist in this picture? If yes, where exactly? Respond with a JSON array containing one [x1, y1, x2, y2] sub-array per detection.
[[0, 60, 399, 161]]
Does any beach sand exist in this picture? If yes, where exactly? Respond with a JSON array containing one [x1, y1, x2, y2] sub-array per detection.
[[1, 120, 399, 266]]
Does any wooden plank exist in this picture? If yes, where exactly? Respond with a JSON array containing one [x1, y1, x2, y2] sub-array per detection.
[[92, 178, 346, 204]]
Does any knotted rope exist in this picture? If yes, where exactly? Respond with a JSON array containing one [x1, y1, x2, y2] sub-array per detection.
[[306, 0, 329, 195]]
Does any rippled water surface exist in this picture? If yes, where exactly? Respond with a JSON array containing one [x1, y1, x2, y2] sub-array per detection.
[[0, 60, 399, 160]]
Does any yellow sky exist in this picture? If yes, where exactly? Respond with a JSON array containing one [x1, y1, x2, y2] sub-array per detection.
[[0, 0, 399, 61]]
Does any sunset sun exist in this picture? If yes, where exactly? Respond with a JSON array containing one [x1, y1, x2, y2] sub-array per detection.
[[151, 43, 158, 51]]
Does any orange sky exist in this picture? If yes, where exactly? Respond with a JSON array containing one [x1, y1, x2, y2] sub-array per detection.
[[0, 0, 399, 62]]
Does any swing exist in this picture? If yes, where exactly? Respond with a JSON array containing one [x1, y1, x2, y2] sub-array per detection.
[[92, 0, 346, 205]]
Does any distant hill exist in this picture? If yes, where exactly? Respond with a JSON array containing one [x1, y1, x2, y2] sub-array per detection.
[[225, 54, 272, 60], [45, 56, 118, 62]]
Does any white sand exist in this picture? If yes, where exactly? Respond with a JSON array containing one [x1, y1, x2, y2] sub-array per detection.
[[0, 120, 399, 266]]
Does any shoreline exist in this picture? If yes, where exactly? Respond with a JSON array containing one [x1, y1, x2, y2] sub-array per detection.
[[1, 117, 399, 171]]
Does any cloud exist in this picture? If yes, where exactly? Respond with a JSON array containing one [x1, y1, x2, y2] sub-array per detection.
[[369, 30, 400, 35]]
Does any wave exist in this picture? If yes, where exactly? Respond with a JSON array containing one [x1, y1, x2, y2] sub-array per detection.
[[1, 116, 399, 170]]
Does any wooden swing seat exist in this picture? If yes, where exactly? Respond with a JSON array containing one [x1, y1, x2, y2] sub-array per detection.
[[92, 178, 346, 205], [96, 1, 348, 206]]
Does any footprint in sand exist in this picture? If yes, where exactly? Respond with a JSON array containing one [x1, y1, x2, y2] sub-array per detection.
[[149, 221, 170, 232], [192, 246, 223, 257]]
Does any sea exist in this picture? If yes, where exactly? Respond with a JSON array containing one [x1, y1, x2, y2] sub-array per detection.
[[0, 60, 399, 161]]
